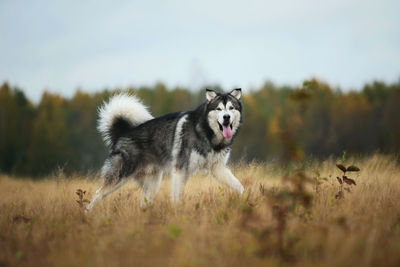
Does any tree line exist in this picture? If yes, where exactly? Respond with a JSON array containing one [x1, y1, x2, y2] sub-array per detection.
[[0, 79, 399, 177]]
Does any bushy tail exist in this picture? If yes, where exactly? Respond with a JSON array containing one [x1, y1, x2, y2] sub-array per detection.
[[97, 93, 153, 147]]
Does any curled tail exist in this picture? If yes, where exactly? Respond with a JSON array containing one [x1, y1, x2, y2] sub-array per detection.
[[97, 93, 153, 147]]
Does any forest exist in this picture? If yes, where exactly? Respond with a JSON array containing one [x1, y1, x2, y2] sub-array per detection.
[[0, 79, 399, 177]]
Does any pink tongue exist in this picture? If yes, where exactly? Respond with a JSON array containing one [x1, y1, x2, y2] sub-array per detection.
[[222, 125, 232, 139]]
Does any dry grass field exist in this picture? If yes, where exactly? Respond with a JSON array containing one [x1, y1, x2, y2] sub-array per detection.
[[1, 155, 400, 267]]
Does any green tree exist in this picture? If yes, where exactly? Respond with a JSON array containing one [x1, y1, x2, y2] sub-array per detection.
[[26, 92, 69, 176]]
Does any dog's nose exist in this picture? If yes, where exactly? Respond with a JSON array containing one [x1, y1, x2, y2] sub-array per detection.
[[223, 114, 230, 121]]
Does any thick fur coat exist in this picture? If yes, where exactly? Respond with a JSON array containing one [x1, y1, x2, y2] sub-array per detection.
[[86, 89, 244, 211]]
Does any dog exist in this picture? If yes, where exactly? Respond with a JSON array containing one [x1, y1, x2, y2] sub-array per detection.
[[86, 88, 244, 211]]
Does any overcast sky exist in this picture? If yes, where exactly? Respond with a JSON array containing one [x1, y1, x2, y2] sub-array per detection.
[[1, 0, 399, 102]]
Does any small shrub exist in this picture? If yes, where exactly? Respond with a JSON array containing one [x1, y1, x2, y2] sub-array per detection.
[[335, 163, 359, 199], [75, 189, 90, 208]]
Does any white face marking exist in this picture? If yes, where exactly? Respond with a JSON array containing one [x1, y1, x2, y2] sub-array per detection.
[[216, 102, 233, 126], [207, 100, 241, 142]]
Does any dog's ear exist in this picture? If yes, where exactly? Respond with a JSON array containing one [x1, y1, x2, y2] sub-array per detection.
[[206, 89, 218, 102], [230, 88, 242, 100]]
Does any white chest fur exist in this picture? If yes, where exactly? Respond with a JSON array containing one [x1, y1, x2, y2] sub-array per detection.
[[188, 149, 230, 175]]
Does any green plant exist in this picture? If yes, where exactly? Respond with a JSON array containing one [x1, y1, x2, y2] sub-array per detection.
[[335, 163, 359, 199], [167, 225, 182, 239]]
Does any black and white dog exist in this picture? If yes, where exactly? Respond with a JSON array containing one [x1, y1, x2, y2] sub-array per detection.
[[86, 89, 244, 211]]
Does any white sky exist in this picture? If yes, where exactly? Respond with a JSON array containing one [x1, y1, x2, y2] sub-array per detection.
[[1, 0, 399, 102]]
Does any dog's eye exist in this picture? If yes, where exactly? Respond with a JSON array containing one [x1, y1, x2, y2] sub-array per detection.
[[229, 106, 234, 110], [216, 108, 222, 111]]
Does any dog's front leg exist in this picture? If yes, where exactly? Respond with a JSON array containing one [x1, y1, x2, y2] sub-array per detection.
[[170, 168, 187, 203], [211, 164, 244, 194]]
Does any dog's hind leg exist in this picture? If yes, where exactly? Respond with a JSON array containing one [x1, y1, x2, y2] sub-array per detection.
[[85, 179, 128, 212], [85, 154, 131, 212]]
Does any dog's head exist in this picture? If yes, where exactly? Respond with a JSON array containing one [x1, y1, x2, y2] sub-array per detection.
[[205, 88, 242, 144]]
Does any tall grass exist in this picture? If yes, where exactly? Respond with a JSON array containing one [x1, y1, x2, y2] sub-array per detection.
[[1, 155, 400, 266]]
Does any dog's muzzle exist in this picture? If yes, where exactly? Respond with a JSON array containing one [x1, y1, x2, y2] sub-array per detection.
[[218, 114, 233, 139]]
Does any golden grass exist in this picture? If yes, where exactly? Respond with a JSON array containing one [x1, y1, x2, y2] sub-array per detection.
[[1, 155, 400, 267]]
